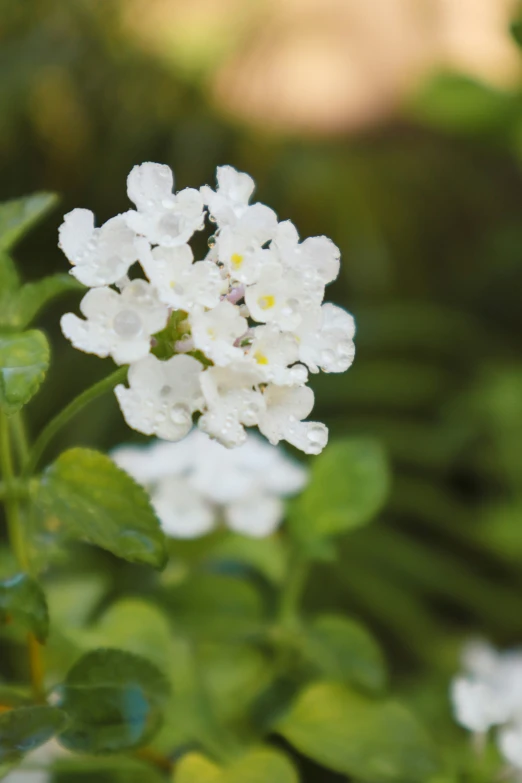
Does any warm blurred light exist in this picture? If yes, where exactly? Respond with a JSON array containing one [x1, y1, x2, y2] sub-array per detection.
[[124, 0, 521, 136]]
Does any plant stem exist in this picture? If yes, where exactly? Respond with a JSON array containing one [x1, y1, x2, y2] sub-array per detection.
[[0, 410, 45, 701], [11, 412, 30, 468], [23, 366, 127, 476], [0, 411, 30, 573], [278, 550, 310, 628]]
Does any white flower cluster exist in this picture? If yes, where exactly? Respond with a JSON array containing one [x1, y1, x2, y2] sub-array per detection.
[[451, 639, 522, 774], [60, 163, 355, 453], [112, 429, 308, 538]]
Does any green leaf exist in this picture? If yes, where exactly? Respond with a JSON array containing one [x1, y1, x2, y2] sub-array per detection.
[[174, 753, 220, 783], [0, 573, 49, 642], [0, 193, 58, 252], [174, 748, 298, 783], [57, 648, 170, 754], [0, 330, 50, 415], [81, 599, 174, 673], [0, 252, 20, 299], [0, 706, 68, 763], [9, 274, 84, 329], [165, 572, 265, 641], [277, 682, 440, 782], [289, 438, 389, 543], [303, 614, 386, 693], [33, 448, 167, 568], [50, 754, 167, 782], [207, 533, 288, 585]]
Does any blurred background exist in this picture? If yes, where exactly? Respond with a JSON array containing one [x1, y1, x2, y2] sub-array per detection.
[[3, 0, 522, 759]]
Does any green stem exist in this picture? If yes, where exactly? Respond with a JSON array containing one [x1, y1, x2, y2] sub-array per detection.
[[0, 411, 31, 573], [0, 410, 45, 701], [278, 550, 310, 628], [11, 412, 30, 468], [0, 479, 29, 501], [23, 366, 127, 476]]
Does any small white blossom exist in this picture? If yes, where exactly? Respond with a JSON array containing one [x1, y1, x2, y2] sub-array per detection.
[[200, 164, 255, 226], [245, 264, 306, 332], [451, 638, 522, 772], [295, 303, 356, 374], [258, 384, 328, 455], [112, 429, 308, 539], [61, 280, 169, 365], [198, 366, 265, 448], [115, 354, 203, 440], [139, 241, 224, 311], [190, 300, 248, 367], [498, 724, 522, 771], [215, 203, 278, 284], [246, 324, 308, 386], [451, 677, 506, 734], [59, 209, 138, 287], [274, 220, 340, 287], [126, 162, 204, 247]]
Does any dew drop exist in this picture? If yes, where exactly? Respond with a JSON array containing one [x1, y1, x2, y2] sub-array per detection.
[[170, 403, 191, 426], [113, 309, 143, 339]]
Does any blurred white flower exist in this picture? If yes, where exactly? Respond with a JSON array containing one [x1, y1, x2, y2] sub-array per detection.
[[112, 428, 308, 538], [60, 162, 356, 455], [59, 209, 138, 287], [451, 639, 522, 772], [61, 280, 168, 365]]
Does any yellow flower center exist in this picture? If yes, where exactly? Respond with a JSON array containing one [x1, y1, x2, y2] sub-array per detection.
[[231, 253, 244, 270], [254, 351, 269, 365], [258, 295, 275, 310]]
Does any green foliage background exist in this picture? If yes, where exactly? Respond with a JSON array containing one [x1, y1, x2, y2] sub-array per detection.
[[2, 1, 522, 780]]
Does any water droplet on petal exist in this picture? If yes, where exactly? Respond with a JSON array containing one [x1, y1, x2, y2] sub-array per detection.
[[113, 309, 143, 339], [170, 403, 191, 426]]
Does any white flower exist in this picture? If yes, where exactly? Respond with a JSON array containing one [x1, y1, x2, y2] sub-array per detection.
[[112, 429, 308, 539], [246, 324, 308, 386], [274, 219, 340, 287], [498, 724, 522, 770], [200, 165, 255, 226], [215, 203, 278, 284], [59, 209, 138, 287], [190, 300, 248, 366], [244, 263, 306, 331], [60, 161, 356, 456], [451, 677, 506, 734], [198, 366, 265, 448], [139, 241, 224, 311], [126, 162, 204, 247], [450, 639, 522, 745], [115, 354, 203, 440], [152, 477, 215, 538], [258, 385, 328, 455], [295, 303, 356, 373], [61, 280, 169, 365]]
